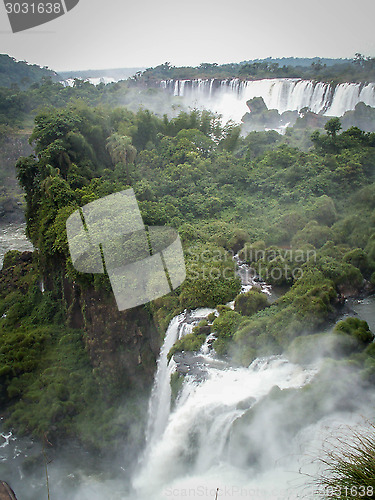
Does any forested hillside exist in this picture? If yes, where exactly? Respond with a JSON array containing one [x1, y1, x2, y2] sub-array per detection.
[[0, 54, 57, 88], [0, 97, 372, 453], [136, 54, 375, 84]]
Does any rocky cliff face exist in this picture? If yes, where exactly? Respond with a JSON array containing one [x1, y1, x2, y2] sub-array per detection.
[[3, 251, 160, 397], [80, 288, 159, 390], [57, 269, 161, 392]]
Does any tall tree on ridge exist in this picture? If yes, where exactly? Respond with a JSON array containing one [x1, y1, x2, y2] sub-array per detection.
[[106, 133, 137, 186]]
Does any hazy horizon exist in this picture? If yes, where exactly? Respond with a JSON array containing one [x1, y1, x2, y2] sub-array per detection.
[[0, 0, 374, 72], [3, 55, 366, 77]]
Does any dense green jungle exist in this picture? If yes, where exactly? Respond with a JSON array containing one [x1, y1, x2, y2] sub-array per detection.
[[136, 54, 375, 84], [0, 55, 375, 497]]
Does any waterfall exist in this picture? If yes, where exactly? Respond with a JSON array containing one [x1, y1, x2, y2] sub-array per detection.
[[60, 76, 116, 87], [160, 78, 375, 123], [134, 353, 318, 498], [145, 308, 216, 449], [134, 251, 315, 498], [327, 82, 375, 117], [145, 313, 184, 448], [144, 260, 272, 455], [131, 258, 375, 500], [134, 323, 375, 500]]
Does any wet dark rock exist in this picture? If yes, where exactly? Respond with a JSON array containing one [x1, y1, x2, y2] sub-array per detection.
[[173, 352, 209, 380], [19, 252, 32, 263], [197, 325, 211, 335], [236, 396, 256, 410]]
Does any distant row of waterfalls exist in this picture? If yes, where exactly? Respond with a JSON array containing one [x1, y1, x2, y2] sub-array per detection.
[[160, 78, 375, 122]]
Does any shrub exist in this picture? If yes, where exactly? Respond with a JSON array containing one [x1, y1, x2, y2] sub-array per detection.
[[2, 250, 23, 269], [292, 221, 334, 248], [238, 240, 266, 263], [212, 337, 230, 356], [365, 233, 375, 261], [343, 248, 374, 278], [334, 317, 374, 346], [170, 371, 184, 404], [207, 312, 217, 323], [308, 195, 337, 227], [167, 332, 207, 360], [234, 288, 268, 316], [212, 310, 242, 338]]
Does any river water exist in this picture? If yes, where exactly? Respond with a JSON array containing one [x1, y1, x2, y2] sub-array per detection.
[[349, 296, 375, 332], [0, 222, 33, 268]]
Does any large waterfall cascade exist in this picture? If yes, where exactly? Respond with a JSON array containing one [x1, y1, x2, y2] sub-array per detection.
[[161, 78, 375, 123], [133, 256, 375, 500], [134, 354, 319, 499], [133, 261, 321, 499], [144, 257, 272, 453], [145, 308, 215, 450]]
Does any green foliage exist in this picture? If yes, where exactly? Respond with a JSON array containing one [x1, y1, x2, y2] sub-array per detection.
[[211, 309, 242, 356], [3, 327, 118, 449], [0, 55, 57, 88], [233, 263, 338, 361], [166, 320, 211, 361], [234, 288, 268, 316], [168, 332, 206, 360], [212, 310, 242, 337], [343, 248, 374, 278], [0, 326, 51, 402], [325, 117, 342, 137], [2, 249, 23, 269], [138, 56, 375, 84], [179, 243, 241, 309], [238, 240, 266, 263], [292, 221, 334, 248], [307, 195, 337, 226], [333, 317, 374, 346], [170, 371, 184, 405], [207, 312, 217, 323]]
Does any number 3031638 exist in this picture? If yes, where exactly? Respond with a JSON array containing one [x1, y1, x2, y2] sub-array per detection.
[[5, 3, 62, 14]]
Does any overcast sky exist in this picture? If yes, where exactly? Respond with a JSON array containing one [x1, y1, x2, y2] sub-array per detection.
[[0, 0, 374, 72]]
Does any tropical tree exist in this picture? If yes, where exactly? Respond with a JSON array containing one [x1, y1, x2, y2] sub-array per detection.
[[106, 133, 137, 185], [325, 117, 342, 138]]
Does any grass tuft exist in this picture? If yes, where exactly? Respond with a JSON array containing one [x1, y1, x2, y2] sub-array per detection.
[[316, 423, 375, 499]]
